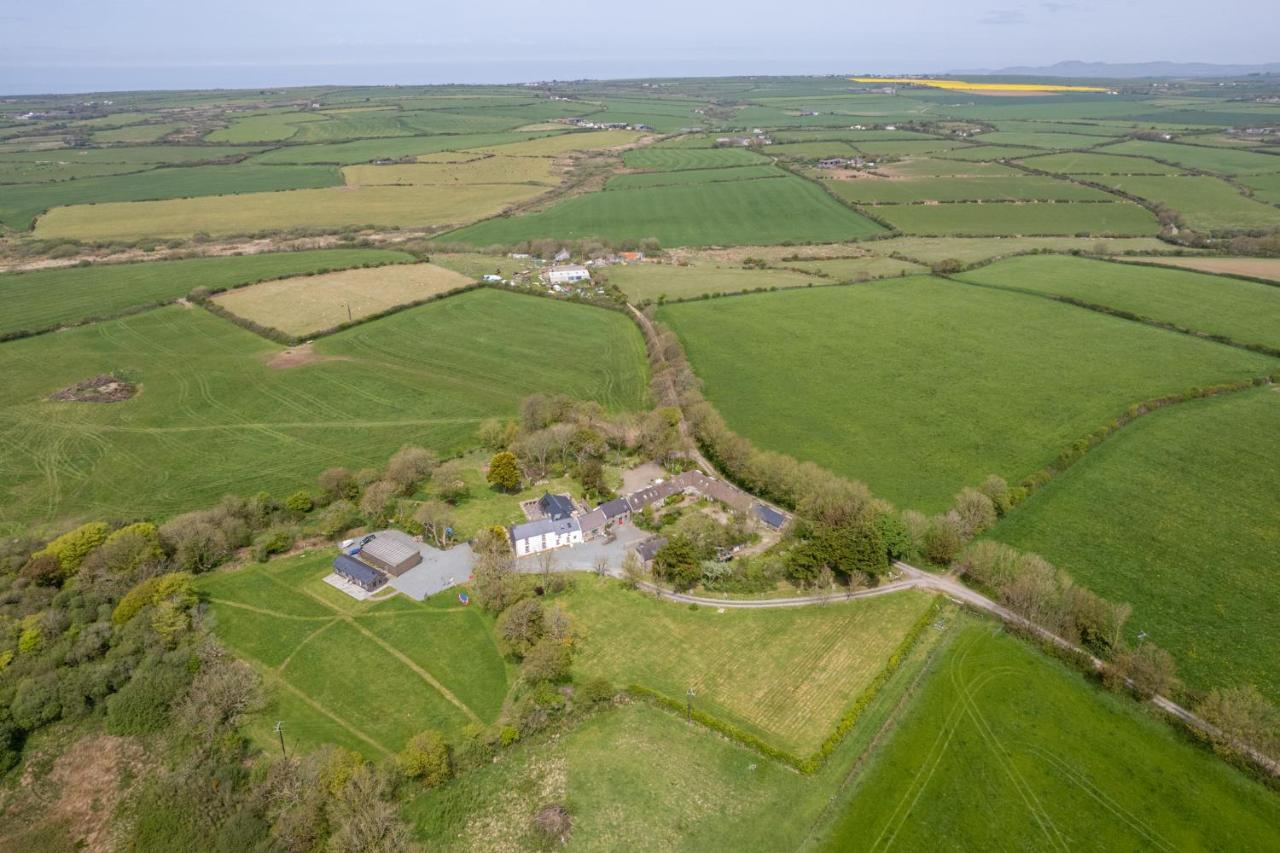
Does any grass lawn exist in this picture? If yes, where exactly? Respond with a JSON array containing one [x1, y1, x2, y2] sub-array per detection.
[[871, 200, 1160, 236], [562, 580, 937, 754], [0, 248, 412, 338], [33, 180, 549, 240], [198, 550, 510, 758], [1102, 139, 1280, 174], [0, 163, 341, 230], [209, 262, 474, 337], [959, 254, 1280, 350], [607, 263, 819, 302], [0, 288, 647, 533], [657, 277, 1275, 511], [813, 622, 1280, 852], [1091, 174, 1280, 232], [440, 176, 888, 247], [823, 174, 1112, 204], [988, 388, 1280, 700]]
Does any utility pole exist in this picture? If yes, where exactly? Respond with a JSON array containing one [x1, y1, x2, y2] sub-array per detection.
[[274, 720, 286, 758], [345, 302, 353, 323], [686, 687, 695, 721]]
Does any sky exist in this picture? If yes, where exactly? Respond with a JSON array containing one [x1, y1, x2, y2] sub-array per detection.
[[2, 0, 1277, 95]]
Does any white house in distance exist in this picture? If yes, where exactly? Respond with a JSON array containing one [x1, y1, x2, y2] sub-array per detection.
[[510, 517, 584, 556], [546, 265, 591, 286]]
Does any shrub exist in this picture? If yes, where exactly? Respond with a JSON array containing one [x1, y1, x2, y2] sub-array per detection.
[[521, 639, 572, 683], [532, 804, 572, 845], [485, 451, 520, 493], [495, 598, 545, 658], [284, 490, 314, 514], [1195, 685, 1280, 762], [93, 522, 164, 574], [922, 513, 964, 565], [398, 730, 451, 787], [577, 676, 615, 705], [317, 499, 360, 540], [1106, 643, 1180, 700], [386, 446, 437, 494], [253, 529, 295, 563], [105, 661, 192, 735], [318, 467, 358, 502], [32, 521, 110, 576], [951, 487, 996, 538], [113, 572, 196, 626], [431, 461, 470, 504], [20, 553, 63, 587]]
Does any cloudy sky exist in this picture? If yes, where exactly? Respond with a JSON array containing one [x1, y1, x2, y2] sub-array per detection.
[[2, 0, 1276, 94]]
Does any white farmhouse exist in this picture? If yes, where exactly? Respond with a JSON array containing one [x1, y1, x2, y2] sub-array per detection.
[[546, 265, 591, 286], [510, 518, 583, 556]]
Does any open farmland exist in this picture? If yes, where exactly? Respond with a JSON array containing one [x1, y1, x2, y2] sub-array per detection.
[[33, 180, 549, 240], [440, 175, 887, 247], [1090, 174, 1280, 231], [775, 255, 926, 280], [605, 164, 786, 190], [564, 582, 936, 755], [814, 622, 1280, 851], [1240, 171, 1280, 204], [468, 129, 645, 155], [1128, 255, 1280, 283], [821, 174, 1112, 204], [960, 254, 1280, 350], [657, 277, 1275, 511], [866, 235, 1176, 264], [0, 248, 412, 338], [1101, 139, 1280, 174], [871, 200, 1160, 236], [606, 263, 820, 302], [342, 155, 559, 187], [248, 130, 561, 165], [0, 288, 646, 533], [989, 389, 1280, 700], [198, 550, 511, 757], [210, 262, 474, 336], [1, 163, 342, 230], [622, 146, 770, 170], [1020, 151, 1182, 174]]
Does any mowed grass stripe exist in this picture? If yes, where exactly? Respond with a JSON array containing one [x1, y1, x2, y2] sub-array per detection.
[[0, 248, 412, 338], [657, 277, 1275, 511]]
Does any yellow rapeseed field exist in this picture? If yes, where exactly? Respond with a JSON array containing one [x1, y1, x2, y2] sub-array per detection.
[[850, 76, 1109, 93]]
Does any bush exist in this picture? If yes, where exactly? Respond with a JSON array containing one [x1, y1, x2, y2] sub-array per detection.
[[496, 598, 545, 658], [105, 660, 192, 735], [922, 513, 964, 565], [486, 451, 522, 492], [386, 446, 437, 495], [284, 490, 314, 514], [1105, 643, 1180, 700], [92, 522, 164, 574], [577, 676, 615, 705], [317, 499, 360, 540], [1195, 685, 1280, 762], [32, 521, 110, 576], [398, 730, 451, 787], [253, 529, 295, 563], [521, 639, 572, 683], [318, 467, 358, 502], [431, 461, 470, 504], [532, 803, 572, 845], [113, 572, 196, 626]]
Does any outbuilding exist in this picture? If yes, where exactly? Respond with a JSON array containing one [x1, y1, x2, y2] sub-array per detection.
[[358, 535, 423, 576], [546, 265, 591, 285], [333, 554, 386, 592], [537, 491, 576, 521], [753, 503, 787, 530]]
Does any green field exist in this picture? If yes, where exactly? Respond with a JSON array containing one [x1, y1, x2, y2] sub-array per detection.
[[1, 163, 342, 230], [872, 200, 1160, 236], [605, 164, 787, 190], [823, 174, 1112, 204], [1090, 174, 1280, 231], [868, 235, 1176, 264], [814, 622, 1280, 852], [960, 254, 1280, 350], [778, 255, 926, 280], [989, 389, 1280, 700], [198, 550, 511, 757], [0, 248, 412, 338], [1102, 139, 1280, 174], [974, 130, 1118, 149], [658, 277, 1275, 511], [606, 263, 819, 301], [1240, 171, 1280, 204], [1021, 151, 1182, 174], [0, 289, 647, 532], [249, 130, 559, 165], [205, 111, 331, 143], [879, 158, 1022, 177], [622, 147, 769, 170], [441, 175, 887, 247], [33, 180, 548, 240]]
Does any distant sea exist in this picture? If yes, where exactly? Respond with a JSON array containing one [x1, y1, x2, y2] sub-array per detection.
[[0, 59, 888, 96]]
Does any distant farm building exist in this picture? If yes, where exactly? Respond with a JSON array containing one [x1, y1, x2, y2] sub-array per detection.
[[332, 554, 386, 592], [546, 265, 591, 285], [357, 535, 423, 576]]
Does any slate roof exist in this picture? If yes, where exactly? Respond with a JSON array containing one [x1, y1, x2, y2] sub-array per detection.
[[333, 554, 385, 588], [577, 508, 607, 534], [538, 491, 576, 521], [510, 517, 581, 542], [634, 536, 667, 563], [754, 504, 787, 529], [598, 497, 631, 519]]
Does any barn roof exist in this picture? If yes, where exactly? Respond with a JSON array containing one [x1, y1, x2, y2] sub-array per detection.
[[538, 492, 576, 521], [754, 504, 787, 529], [333, 554, 384, 586], [360, 535, 419, 567]]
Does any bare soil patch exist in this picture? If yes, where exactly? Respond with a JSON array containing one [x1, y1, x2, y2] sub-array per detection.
[[266, 342, 348, 370], [1127, 256, 1280, 283], [50, 374, 136, 403]]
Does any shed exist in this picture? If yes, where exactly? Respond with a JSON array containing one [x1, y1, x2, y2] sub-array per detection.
[[538, 491, 576, 521], [577, 508, 607, 538], [358, 535, 423, 576], [634, 536, 668, 565], [754, 504, 787, 530], [333, 555, 386, 591]]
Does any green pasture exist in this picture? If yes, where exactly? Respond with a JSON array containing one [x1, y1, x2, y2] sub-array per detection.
[[973, 130, 1117, 150], [867, 235, 1175, 264], [1021, 151, 1182, 174], [249, 130, 559, 165], [0, 248, 411, 338], [205, 111, 330, 143], [766, 141, 860, 159], [990, 389, 1280, 700], [441, 175, 887, 247], [0, 144, 259, 164], [1239, 171, 1280, 204], [872, 200, 1160, 236], [851, 139, 974, 157], [605, 164, 786, 190], [823, 174, 1111, 204], [657, 277, 1274, 511], [606, 263, 819, 302], [960, 254, 1280, 350], [92, 123, 185, 143], [1092, 174, 1280, 232], [878, 158, 1021, 177], [1102, 139, 1280, 174], [198, 550, 510, 758], [2, 163, 342, 230], [779, 255, 926, 281], [934, 145, 1048, 161], [814, 622, 1280, 852], [621, 147, 770, 171], [0, 288, 647, 532]]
